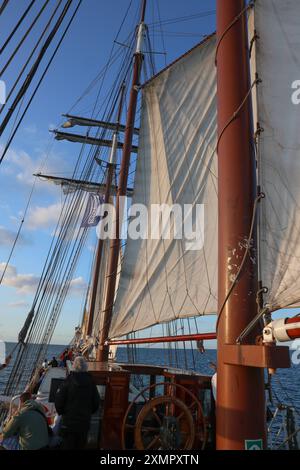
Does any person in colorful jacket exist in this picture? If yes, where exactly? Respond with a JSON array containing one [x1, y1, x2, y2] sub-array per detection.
[[1, 392, 49, 450]]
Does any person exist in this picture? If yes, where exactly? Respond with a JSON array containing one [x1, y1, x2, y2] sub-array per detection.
[[54, 356, 100, 450], [209, 362, 217, 401], [49, 356, 58, 367], [1, 392, 49, 450], [42, 358, 48, 369], [67, 349, 73, 361], [0, 354, 12, 372], [196, 339, 205, 354], [59, 349, 68, 367]]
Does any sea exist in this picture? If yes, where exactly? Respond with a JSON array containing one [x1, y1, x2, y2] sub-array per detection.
[[1, 342, 299, 450]]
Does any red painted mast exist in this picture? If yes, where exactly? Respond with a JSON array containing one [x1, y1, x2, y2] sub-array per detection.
[[97, 0, 147, 362], [86, 85, 125, 336], [216, 1, 266, 449]]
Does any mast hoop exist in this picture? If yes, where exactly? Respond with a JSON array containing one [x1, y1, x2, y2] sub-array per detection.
[[249, 31, 259, 58]]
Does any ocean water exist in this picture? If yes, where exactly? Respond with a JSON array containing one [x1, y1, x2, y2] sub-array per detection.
[[1, 343, 299, 449]]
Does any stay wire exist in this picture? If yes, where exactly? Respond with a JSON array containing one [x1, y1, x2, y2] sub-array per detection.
[[0, 0, 81, 164], [0, 0, 74, 140], [0, 0, 9, 16], [0, 0, 64, 114], [0, 0, 50, 77], [0, 0, 36, 54]]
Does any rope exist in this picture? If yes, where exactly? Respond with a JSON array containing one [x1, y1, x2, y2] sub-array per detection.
[[276, 427, 300, 450], [217, 78, 261, 155], [216, 192, 264, 333], [0, 0, 81, 164], [0, 0, 63, 114], [0, 0, 74, 139], [3, 5, 137, 395], [0, 0, 50, 77], [236, 288, 269, 344], [0, 0, 9, 16], [215, 1, 255, 66], [0, 170, 39, 285], [0, 0, 36, 54]]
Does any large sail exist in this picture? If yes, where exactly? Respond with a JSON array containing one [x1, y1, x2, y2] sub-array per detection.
[[109, 36, 217, 339], [253, 0, 300, 311]]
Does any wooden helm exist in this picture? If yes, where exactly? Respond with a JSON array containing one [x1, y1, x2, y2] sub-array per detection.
[[122, 381, 208, 450]]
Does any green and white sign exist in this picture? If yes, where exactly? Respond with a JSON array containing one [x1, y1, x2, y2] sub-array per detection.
[[245, 439, 263, 450]]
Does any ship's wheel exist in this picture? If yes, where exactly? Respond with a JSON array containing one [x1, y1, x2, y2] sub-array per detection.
[[122, 382, 207, 450]]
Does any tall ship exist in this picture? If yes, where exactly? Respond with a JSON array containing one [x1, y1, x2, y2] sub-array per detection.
[[0, 0, 300, 450]]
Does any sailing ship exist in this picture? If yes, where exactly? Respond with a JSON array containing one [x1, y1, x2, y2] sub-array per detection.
[[1, 0, 300, 450]]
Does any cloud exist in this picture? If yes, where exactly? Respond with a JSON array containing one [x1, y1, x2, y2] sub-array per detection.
[[0, 262, 39, 294], [1, 146, 40, 185], [0, 144, 71, 189], [0, 225, 31, 246], [8, 301, 30, 309], [69, 277, 87, 294], [23, 124, 38, 135], [26, 202, 61, 230], [0, 263, 87, 297]]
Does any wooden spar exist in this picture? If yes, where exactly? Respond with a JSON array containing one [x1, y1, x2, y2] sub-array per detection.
[[61, 114, 140, 135], [96, 0, 147, 362], [107, 332, 217, 346], [86, 84, 126, 337], [216, 1, 266, 449], [52, 130, 138, 153], [33, 173, 134, 197]]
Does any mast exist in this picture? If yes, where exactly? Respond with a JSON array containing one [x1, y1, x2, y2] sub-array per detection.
[[96, 0, 147, 362], [216, 1, 266, 449], [86, 84, 126, 337]]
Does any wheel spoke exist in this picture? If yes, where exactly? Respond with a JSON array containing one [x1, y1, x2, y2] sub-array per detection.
[[177, 401, 197, 421], [125, 424, 135, 429], [188, 401, 197, 410], [141, 426, 160, 433], [146, 435, 160, 450], [151, 409, 162, 426]]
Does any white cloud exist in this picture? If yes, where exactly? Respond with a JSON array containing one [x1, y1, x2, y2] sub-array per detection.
[[0, 225, 30, 246], [69, 277, 87, 294], [8, 301, 30, 309], [0, 263, 87, 297], [26, 202, 61, 230], [0, 144, 71, 189], [0, 262, 39, 294], [1, 145, 40, 185]]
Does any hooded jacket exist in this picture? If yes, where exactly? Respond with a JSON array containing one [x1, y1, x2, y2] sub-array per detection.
[[2, 399, 49, 450], [54, 371, 100, 433]]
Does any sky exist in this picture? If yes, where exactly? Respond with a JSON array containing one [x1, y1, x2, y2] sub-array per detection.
[[0, 0, 296, 348], [0, 0, 219, 345]]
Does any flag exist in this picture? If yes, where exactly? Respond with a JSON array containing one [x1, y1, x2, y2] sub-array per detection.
[[81, 194, 104, 228]]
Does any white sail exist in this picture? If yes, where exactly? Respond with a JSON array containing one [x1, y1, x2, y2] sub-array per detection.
[[109, 36, 218, 339], [253, 0, 300, 311]]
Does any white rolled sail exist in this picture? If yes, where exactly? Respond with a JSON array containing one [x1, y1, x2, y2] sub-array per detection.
[[253, 0, 300, 311], [109, 36, 218, 338]]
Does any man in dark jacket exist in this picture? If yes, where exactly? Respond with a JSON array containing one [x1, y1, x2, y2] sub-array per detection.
[[54, 356, 99, 449]]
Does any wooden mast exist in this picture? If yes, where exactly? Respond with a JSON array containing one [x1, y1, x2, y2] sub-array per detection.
[[96, 0, 147, 362], [86, 84, 126, 337], [216, 1, 266, 449]]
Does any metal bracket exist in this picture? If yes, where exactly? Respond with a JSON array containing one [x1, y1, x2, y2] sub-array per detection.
[[223, 344, 291, 368]]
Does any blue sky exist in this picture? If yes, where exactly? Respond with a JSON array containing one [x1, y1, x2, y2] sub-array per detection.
[[0, 0, 218, 344], [0, 0, 295, 348]]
